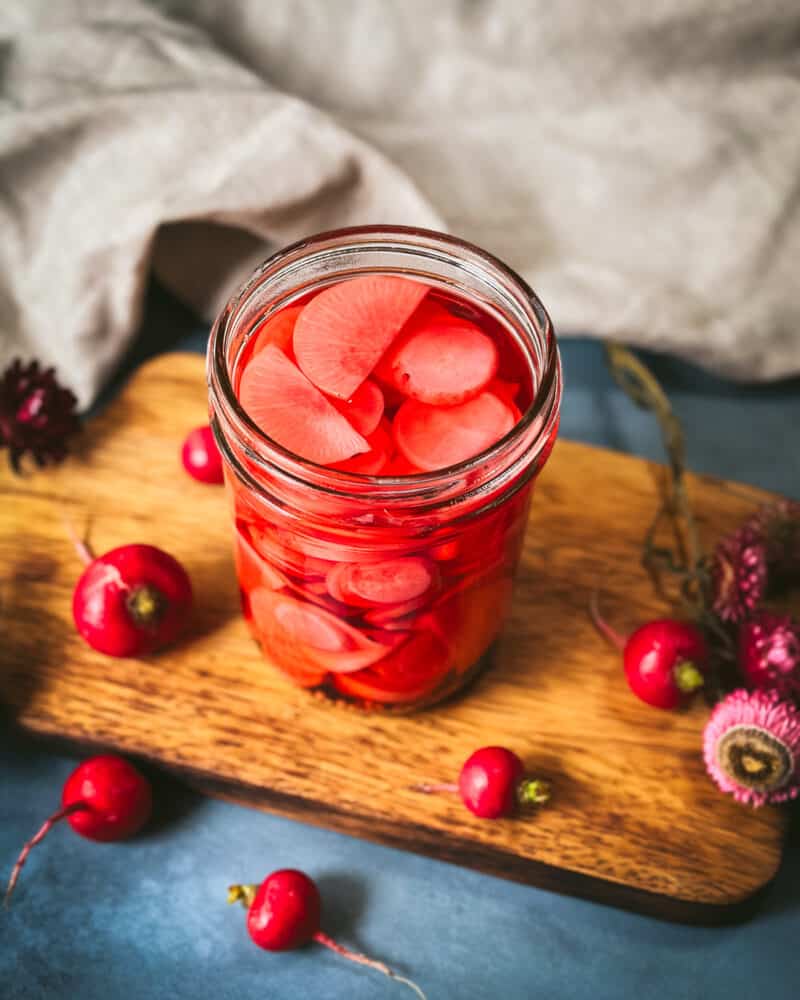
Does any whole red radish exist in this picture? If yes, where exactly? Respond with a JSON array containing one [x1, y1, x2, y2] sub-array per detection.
[[181, 425, 224, 484], [413, 746, 550, 819], [590, 595, 708, 709], [5, 755, 151, 904], [72, 540, 192, 657], [228, 870, 426, 997]]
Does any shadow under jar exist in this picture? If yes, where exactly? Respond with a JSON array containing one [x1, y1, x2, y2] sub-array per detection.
[[208, 226, 562, 712]]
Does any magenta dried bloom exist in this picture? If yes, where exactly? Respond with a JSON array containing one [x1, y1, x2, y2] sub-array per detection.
[[745, 500, 800, 583], [711, 526, 767, 623], [739, 612, 800, 699], [0, 359, 80, 471], [703, 688, 800, 806]]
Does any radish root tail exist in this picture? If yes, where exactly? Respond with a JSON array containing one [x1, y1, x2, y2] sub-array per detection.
[[5, 802, 87, 906], [588, 591, 626, 651], [409, 782, 458, 795], [314, 931, 427, 999]]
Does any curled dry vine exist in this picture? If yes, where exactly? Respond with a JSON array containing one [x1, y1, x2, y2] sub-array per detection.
[[603, 343, 736, 676]]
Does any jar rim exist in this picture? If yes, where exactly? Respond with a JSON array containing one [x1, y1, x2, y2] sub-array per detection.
[[208, 225, 562, 506]]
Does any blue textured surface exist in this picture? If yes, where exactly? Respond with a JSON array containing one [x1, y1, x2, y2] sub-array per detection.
[[3, 284, 800, 998]]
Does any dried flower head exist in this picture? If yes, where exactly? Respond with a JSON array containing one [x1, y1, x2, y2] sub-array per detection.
[[711, 526, 768, 624], [0, 359, 80, 471], [738, 612, 800, 699], [703, 688, 800, 806], [744, 501, 800, 585]]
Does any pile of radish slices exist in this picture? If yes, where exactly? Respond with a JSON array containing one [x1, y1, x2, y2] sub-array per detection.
[[238, 275, 524, 474]]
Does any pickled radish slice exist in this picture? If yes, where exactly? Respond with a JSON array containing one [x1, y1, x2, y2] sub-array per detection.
[[235, 527, 287, 592], [273, 599, 351, 652], [429, 539, 460, 561], [363, 629, 411, 647], [332, 631, 450, 704], [362, 594, 432, 625], [284, 582, 354, 619], [331, 379, 384, 436], [393, 392, 517, 471], [249, 589, 328, 687], [340, 557, 435, 606], [305, 642, 392, 673], [324, 563, 350, 604], [487, 379, 520, 406], [330, 420, 392, 475], [251, 589, 384, 651], [239, 346, 368, 465], [293, 276, 429, 399], [426, 575, 513, 674], [382, 310, 498, 405], [250, 305, 303, 359], [250, 527, 337, 578]]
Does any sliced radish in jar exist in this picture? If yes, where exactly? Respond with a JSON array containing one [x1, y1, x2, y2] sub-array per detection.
[[425, 575, 513, 673], [362, 594, 433, 625], [250, 527, 338, 579], [248, 589, 328, 688], [330, 420, 392, 475], [393, 392, 517, 471], [272, 599, 352, 652], [251, 589, 382, 651], [330, 379, 384, 437], [332, 631, 450, 705], [362, 629, 412, 647], [239, 345, 368, 465], [429, 539, 460, 561], [274, 527, 396, 567], [487, 378, 520, 406], [381, 307, 498, 405], [304, 641, 393, 674], [235, 525, 287, 592], [338, 556, 436, 607], [293, 276, 429, 399], [250, 305, 303, 359], [284, 581, 355, 619]]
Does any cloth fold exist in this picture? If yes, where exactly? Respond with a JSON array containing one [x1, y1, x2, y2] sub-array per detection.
[[2, 0, 799, 407]]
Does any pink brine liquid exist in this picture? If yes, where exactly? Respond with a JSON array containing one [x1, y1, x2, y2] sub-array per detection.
[[227, 275, 556, 710]]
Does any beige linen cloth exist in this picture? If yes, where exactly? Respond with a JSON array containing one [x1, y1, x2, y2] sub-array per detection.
[[2, 0, 799, 407]]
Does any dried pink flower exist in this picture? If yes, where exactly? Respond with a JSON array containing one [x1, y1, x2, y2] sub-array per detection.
[[703, 688, 800, 806], [744, 500, 800, 583], [738, 612, 800, 699], [0, 359, 80, 471], [711, 526, 767, 623]]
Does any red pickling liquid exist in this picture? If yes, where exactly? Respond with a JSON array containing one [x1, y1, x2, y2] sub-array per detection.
[[228, 279, 554, 710]]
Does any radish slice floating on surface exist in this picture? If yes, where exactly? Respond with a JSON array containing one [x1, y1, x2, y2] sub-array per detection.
[[293, 276, 429, 399], [250, 305, 304, 359], [381, 307, 498, 405], [393, 391, 517, 471], [330, 379, 384, 437], [330, 420, 392, 475], [239, 345, 368, 465]]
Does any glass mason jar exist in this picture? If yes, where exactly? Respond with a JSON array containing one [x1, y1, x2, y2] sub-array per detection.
[[207, 226, 561, 712]]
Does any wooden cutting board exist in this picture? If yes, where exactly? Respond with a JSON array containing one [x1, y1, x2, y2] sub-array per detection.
[[0, 353, 787, 923]]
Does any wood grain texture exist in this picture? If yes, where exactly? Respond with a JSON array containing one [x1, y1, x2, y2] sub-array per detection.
[[0, 353, 787, 923]]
